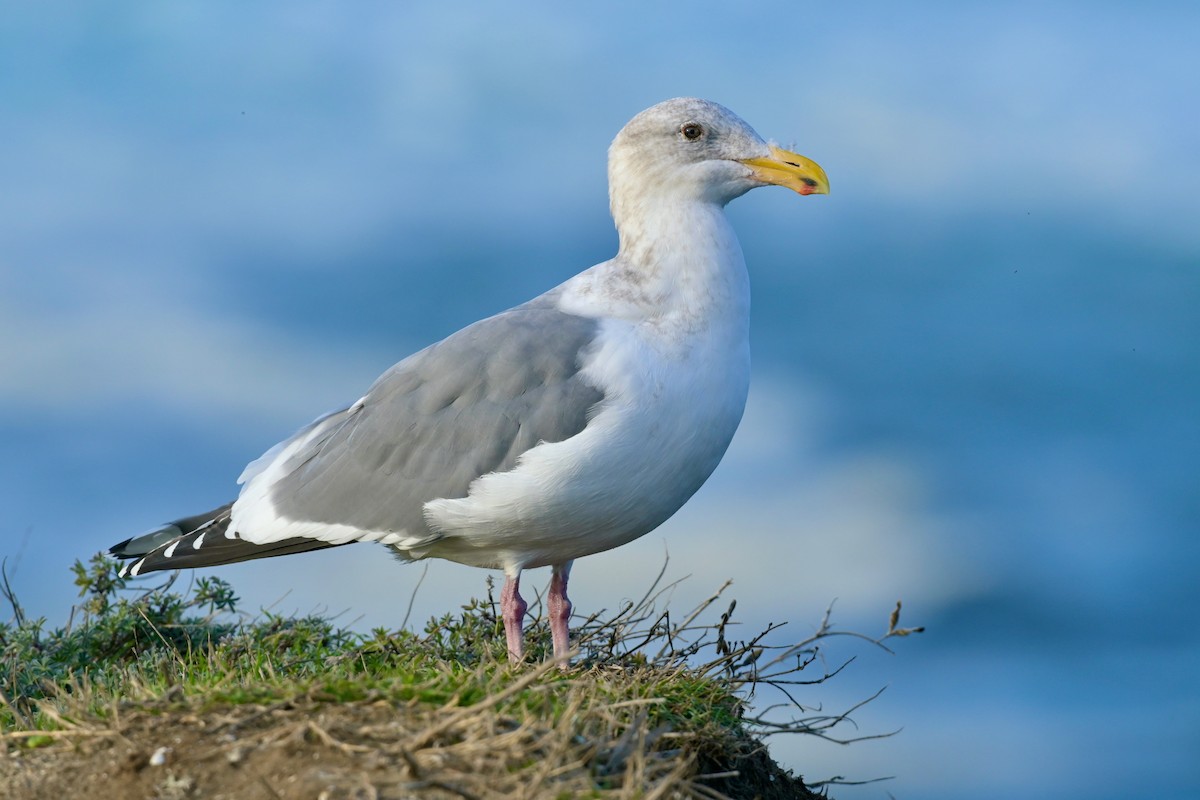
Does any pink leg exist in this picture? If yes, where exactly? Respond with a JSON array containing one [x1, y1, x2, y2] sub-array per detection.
[[548, 562, 574, 664], [500, 570, 527, 663]]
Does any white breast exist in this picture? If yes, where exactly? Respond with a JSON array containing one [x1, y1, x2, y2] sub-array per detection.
[[421, 202, 752, 572]]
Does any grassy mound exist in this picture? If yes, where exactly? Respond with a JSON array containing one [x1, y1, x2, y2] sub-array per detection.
[[0, 556, 921, 798]]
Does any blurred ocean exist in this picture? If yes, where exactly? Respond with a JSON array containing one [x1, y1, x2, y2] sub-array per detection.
[[2, 3, 1196, 798]]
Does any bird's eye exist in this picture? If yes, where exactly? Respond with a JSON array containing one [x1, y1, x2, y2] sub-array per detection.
[[680, 122, 704, 141]]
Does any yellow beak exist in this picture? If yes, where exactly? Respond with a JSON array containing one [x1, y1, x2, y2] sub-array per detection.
[[740, 144, 829, 196]]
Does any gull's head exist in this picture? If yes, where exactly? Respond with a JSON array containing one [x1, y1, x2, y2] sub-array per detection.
[[608, 98, 828, 219]]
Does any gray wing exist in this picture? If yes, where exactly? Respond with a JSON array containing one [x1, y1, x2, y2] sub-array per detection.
[[262, 301, 605, 541]]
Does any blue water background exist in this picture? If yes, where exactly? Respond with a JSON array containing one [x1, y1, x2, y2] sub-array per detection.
[[1, 4, 1196, 798]]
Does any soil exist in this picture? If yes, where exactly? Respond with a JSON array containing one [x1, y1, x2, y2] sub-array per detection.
[[1, 697, 824, 800]]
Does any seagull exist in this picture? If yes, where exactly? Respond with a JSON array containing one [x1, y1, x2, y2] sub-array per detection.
[[108, 98, 828, 663]]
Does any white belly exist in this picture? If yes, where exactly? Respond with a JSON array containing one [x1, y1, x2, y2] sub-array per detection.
[[421, 313, 750, 571]]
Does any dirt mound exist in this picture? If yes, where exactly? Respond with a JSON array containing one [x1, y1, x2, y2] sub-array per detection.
[[2, 693, 821, 799]]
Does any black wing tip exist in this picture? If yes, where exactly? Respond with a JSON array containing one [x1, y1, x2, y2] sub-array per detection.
[[107, 524, 183, 559], [108, 536, 136, 558], [107, 504, 234, 576], [105, 504, 347, 577]]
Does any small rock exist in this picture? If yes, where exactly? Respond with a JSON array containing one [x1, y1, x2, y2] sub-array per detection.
[[149, 746, 171, 767]]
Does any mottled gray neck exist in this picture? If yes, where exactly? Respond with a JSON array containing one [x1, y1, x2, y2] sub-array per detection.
[[606, 199, 750, 328]]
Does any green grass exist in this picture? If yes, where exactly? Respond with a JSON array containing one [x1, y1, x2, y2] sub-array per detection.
[[0, 556, 735, 735], [0, 554, 922, 797]]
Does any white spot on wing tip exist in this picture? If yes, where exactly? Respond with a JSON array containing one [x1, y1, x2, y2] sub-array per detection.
[[192, 532, 207, 549], [162, 541, 180, 559]]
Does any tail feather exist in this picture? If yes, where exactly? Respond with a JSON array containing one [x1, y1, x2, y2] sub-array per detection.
[[110, 503, 347, 577]]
